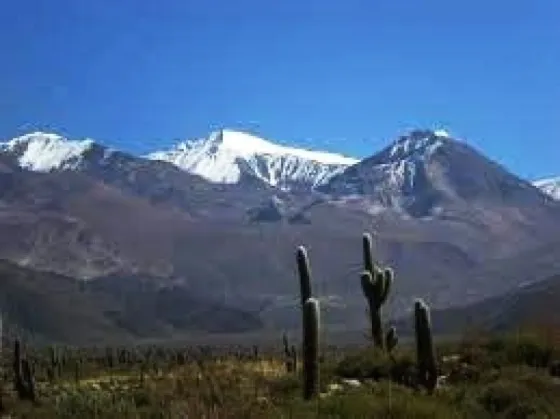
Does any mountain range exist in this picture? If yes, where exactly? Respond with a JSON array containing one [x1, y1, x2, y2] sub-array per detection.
[[0, 128, 558, 343], [4, 129, 556, 199]]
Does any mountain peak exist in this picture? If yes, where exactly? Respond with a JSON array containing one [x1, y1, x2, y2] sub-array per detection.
[[207, 129, 279, 154], [386, 129, 451, 162], [320, 128, 552, 217], [148, 129, 358, 189], [9, 131, 65, 142], [196, 128, 357, 165], [534, 177, 560, 200], [433, 129, 451, 138], [1, 132, 96, 172]]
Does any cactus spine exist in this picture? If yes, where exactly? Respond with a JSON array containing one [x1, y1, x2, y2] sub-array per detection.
[[361, 233, 395, 350], [302, 297, 320, 400], [414, 299, 437, 393]]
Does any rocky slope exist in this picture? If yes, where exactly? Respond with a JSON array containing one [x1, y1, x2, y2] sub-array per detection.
[[0, 260, 262, 344], [0, 128, 559, 339], [395, 270, 560, 336]]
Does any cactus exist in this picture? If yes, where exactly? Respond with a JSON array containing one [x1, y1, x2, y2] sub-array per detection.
[[302, 297, 320, 400], [385, 326, 399, 354], [360, 268, 394, 349], [106, 347, 115, 369], [21, 360, 35, 398], [295, 244, 319, 398], [74, 358, 81, 383], [283, 333, 290, 354], [361, 233, 394, 350], [13, 340, 36, 402], [291, 345, 298, 373], [296, 246, 312, 308], [282, 333, 298, 373], [46, 347, 55, 382], [414, 299, 437, 393]]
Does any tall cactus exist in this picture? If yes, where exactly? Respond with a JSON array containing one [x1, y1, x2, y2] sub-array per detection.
[[414, 299, 437, 393], [296, 246, 312, 308], [361, 233, 394, 350], [302, 297, 320, 400], [13, 340, 36, 402], [295, 246, 320, 399]]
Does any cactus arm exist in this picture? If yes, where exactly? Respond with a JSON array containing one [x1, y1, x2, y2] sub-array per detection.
[[362, 233, 374, 274], [360, 270, 375, 300], [379, 268, 394, 305]]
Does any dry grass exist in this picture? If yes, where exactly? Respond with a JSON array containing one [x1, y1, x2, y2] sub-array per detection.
[[1, 330, 560, 418]]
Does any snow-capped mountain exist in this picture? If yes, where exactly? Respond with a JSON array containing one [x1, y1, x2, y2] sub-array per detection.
[[147, 129, 358, 191], [320, 129, 549, 217], [1, 130, 359, 192], [319, 129, 451, 206], [2, 129, 557, 211], [534, 177, 560, 200], [0, 132, 99, 171]]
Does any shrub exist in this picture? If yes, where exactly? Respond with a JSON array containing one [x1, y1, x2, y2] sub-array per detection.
[[334, 348, 418, 388], [504, 336, 554, 368], [477, 380, 531, 414]]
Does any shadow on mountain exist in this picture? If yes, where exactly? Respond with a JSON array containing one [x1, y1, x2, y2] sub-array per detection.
[[395, 271, 560, 337], [0, 261, 262, 345]]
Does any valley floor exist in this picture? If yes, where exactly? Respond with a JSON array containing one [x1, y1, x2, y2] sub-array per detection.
[[2, 328, 560, 418]]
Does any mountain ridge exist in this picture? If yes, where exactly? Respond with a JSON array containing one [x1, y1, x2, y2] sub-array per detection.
[[319, 129, 557, 218], [0, 127, 559, 342], [2, 129, 556, 197], [144, 128, 359, 190], [2, 130, 359, 192]]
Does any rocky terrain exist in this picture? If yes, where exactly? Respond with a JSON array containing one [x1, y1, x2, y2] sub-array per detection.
[[0, 128, 559, 342]]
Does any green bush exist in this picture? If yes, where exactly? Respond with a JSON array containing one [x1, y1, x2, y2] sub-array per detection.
[[504, 337, 554, 368], [334, 348, 418, 388], [477, 381, 530, 414], [335, 348, 390, 380]]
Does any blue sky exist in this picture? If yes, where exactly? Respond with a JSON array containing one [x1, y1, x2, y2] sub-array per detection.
[[1, 0, 558, 179]]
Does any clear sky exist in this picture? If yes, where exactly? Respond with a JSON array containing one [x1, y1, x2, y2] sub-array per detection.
[[1, 0, 558, 180]]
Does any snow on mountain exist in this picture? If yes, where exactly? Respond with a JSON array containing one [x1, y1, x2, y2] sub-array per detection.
[[534, 177, 560, 200], [369, 130, 554, 211], [382, 130, 448, 191], [1, 132, 96, 171], [433, 129, 451, 138], [318, 128, 554, 218], [147, 129, 359, 190], [320, 129, 450, 200], [0, 129, 359, 191]]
